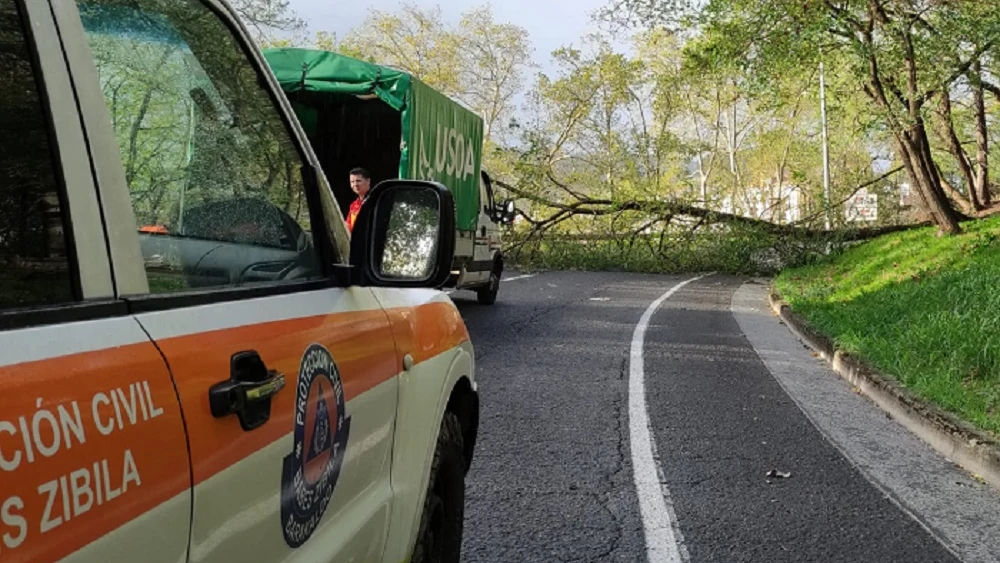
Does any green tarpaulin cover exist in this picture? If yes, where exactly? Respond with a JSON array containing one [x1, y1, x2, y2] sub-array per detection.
[[263, 48, 484, 232]]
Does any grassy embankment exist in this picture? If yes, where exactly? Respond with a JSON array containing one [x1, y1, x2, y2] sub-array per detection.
[[775, 215, 1000, 436]]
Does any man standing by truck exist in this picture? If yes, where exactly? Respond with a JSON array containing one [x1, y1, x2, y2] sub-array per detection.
[[346, 167, 371, 232]]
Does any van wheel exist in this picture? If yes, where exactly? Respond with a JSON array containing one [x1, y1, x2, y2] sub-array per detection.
[[412, 413, 466, 563], [476, 261, 501, 305]]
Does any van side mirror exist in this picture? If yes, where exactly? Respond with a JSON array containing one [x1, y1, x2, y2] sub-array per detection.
[[349, 180, 456, 288], [499, 200, 516, 225]]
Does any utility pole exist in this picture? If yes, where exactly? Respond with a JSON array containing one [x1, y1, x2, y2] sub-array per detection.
[[819, 48, 832, 230]]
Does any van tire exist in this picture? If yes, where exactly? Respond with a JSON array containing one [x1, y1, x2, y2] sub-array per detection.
[[411, 412, 466, 563], [476, 260, 501, 305]]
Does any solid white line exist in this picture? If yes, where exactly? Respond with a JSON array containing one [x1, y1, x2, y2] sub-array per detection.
[[630, 273, 711, 563]]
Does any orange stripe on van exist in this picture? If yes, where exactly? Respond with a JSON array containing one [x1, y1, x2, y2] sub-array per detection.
[[385, 301, 470, 368], [0, 300, 468, 562], [155, 301, 468, 486], [0, 344, 190, 563], [155, 309, 399, 485]]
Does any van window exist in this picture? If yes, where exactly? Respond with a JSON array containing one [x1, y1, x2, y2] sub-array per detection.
[[0, 0, 75, 309], [75, 0, 323, 293]]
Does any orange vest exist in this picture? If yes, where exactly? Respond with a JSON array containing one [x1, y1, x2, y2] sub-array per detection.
[[346, 197, 364, 232]]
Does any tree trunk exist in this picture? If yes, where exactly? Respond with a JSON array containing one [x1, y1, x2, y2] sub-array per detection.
[[936, 164, 974, 213], [914, 119, 964, 233], [936, 93, 981, 210], [900, 32, 961, 233], [728, 104, 737, 178], [893, 121, 963, 234], [973, 60, 991, 206]]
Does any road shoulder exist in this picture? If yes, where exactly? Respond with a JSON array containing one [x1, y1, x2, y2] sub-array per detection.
[[732, 279, 1000, 563]]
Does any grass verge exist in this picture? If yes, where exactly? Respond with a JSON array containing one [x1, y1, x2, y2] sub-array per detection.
[[774, 216, 1000, 437]]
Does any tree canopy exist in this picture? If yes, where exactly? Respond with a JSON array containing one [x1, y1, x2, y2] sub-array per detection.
[[234, 1, 1000, 270]]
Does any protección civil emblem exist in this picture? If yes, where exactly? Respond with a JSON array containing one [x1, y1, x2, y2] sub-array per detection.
[[281, 343, 351, 548]]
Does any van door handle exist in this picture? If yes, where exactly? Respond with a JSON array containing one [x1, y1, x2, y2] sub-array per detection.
[[209, 350, 286, 431]]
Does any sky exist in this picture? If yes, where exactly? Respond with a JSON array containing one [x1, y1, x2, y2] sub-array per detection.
[[285, 0, 629, 74]]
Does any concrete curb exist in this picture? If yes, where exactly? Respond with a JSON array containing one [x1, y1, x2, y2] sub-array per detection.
[[767, 285, 1000, 493]]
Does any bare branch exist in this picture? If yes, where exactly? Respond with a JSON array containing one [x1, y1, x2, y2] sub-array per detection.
[[979, 77, 1000, 103]]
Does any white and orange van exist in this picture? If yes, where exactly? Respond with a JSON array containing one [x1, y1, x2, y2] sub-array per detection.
[[0, 1, 478, 562]]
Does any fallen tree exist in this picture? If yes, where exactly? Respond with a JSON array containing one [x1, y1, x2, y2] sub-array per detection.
[[491, 165, 945, 275], [501, 166, 923, 235]]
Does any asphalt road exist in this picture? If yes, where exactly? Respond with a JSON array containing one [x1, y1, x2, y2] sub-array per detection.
[[451, 271, 1000, 563]]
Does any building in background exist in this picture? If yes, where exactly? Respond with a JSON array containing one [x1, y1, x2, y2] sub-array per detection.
[[720, 178, 804, 225]]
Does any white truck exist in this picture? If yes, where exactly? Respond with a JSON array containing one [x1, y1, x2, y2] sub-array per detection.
[[263, 48, 517, 304]]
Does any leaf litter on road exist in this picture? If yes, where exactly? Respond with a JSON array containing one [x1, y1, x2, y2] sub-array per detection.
[[765, 469, 792, 484]]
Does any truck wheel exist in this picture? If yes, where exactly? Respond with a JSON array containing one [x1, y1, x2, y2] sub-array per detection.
[[476, 261, 501, 305], [412, 412, 466, 563]]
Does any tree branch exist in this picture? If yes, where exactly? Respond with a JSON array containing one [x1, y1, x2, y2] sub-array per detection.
[[920, 41, 996, 105], [499, 167, 922, 243], [979, 77, 1000, 103]]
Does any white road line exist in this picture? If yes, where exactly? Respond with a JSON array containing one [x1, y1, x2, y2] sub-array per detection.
[[630, 273, 711, 563]]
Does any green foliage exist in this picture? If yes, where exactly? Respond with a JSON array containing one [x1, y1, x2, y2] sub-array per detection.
[[253, 0, 1000, 269], [677, 0, 1000, 108], [229, 0, 305, 44], [455, 6, 534, 142], [340, 4, 463, 95], [337, 3, 532, 145], [603, 0, 1000, 234], [776, 215, 1000, 436], [507, 220, 830, 276]]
